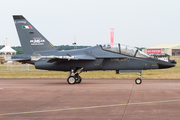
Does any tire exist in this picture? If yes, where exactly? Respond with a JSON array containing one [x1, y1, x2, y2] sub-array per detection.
[[67, 76, 76, 84], [135, 78, 142, 84], [76, 76, 82, 84]]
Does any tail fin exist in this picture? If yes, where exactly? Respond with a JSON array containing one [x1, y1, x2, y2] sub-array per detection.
[[13, 15, 55, 54]]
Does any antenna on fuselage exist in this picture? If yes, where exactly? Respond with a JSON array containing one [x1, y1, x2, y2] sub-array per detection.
[[72, 37, 77, 49]]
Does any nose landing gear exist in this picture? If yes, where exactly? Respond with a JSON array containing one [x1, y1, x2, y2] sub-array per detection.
[[135, 72, 143, 84]]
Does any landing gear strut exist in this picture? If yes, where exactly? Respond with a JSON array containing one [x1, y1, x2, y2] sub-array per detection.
[[67, 68, 83, 84], [135, 72, 143, 84]]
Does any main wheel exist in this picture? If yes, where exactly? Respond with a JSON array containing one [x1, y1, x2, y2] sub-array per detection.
[[67, 76, 76, 84], [135, 78, 142, 84], [76, 76, 82, 84]]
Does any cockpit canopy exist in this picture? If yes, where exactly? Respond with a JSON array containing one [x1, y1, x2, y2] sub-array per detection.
[[101, 43, 149, 58]]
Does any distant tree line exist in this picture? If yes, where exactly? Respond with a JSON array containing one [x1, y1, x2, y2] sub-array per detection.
[[12, 46, 23, 54], [54, 45, 90, 51], [136, 47, 145, 51]]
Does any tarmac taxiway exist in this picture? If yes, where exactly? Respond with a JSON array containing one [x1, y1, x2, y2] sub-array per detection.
[[0, 78, 180, 120]]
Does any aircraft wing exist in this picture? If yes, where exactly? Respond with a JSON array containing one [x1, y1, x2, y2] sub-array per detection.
[[31, 54, 96, 62], [96, 56, 126, 59], [73, 55, 96, 60]]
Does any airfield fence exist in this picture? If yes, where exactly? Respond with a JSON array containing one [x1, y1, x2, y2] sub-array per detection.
[[0, 64, 39, 72], [171, 56, 180, 60]]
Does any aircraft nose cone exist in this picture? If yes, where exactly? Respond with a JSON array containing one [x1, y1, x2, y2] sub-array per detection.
[[158, 62, 175, 69]]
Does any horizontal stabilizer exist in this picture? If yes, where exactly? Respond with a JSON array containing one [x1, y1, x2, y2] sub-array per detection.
[[6, 58, 31, 61]]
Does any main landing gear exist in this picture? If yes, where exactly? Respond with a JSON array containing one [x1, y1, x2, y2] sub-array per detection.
[[135, 72, 143, 84], [67, 68, 83, 84]]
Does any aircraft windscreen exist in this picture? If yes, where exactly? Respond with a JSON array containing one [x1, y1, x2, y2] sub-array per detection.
[[101, 43, 119, 53], [120, 44, 137, 56], [136, 50, 150, 58], [101, 43, 150, 58]]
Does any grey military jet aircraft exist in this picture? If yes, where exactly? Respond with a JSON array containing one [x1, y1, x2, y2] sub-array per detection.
[[11, 15, 176, 84]]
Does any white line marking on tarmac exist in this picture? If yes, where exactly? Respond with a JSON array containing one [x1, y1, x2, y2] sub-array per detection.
[[0, 99, 180, 116]]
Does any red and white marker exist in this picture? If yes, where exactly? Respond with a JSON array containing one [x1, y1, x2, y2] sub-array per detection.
[[110, 28, 114, 44]]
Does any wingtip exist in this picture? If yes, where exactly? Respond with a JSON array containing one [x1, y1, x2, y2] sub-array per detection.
[[13, 15, 25, 19]]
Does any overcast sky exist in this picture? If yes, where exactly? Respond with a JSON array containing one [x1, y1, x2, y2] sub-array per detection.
[[0, 0, 180, 48]]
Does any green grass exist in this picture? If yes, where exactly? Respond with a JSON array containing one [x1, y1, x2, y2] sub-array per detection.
[[0, 69, 179, 79]]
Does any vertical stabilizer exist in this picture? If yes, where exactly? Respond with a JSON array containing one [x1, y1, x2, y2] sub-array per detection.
[[13, 15, 55, 54]]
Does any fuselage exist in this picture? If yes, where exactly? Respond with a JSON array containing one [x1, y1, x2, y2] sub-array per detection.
[[31, 45, 175, 71]]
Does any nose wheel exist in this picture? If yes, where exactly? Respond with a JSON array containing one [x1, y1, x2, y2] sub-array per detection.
[[135, 78, 142, 84], [135, 72, 143, 84]]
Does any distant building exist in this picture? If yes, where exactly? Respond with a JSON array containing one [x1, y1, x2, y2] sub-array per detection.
[[0, 44, 16, 60], [142, 44, 180, 56]]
